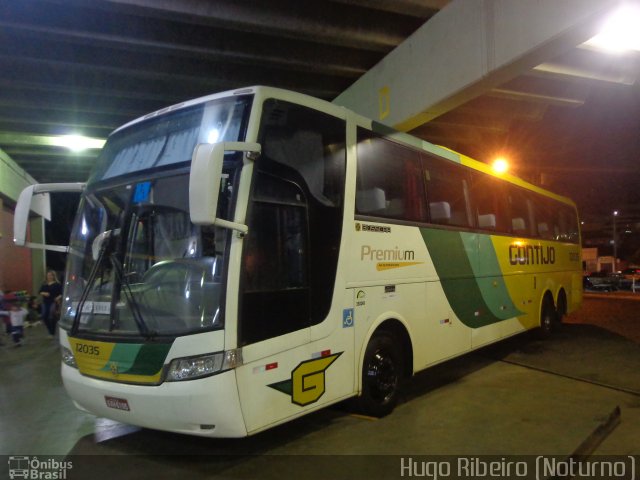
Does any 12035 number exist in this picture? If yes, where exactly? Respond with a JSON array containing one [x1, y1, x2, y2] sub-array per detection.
[[75, 343, 100, 356]]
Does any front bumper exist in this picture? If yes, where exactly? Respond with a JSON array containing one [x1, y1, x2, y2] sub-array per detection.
[[62, 364, 247, 437]]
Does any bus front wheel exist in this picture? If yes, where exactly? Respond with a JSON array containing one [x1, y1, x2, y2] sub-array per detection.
[[357, 332, 402, 417]]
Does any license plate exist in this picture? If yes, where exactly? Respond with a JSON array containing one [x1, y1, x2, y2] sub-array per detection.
[[105, 396, 130, 411]]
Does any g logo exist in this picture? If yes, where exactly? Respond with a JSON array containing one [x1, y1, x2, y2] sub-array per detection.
[[268, 353, 342, 406], [291, 354, 341, 406]]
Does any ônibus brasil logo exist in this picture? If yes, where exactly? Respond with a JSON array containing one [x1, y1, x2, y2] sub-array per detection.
[[8, 456, 73, 479]]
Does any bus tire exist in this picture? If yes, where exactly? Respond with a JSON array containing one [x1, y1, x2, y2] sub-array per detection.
[[357, 332, 402, 417], [538, 296, 556, 338], [555, 290, 567, 324]]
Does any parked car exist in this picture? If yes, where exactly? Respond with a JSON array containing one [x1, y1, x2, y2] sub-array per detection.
[[583, 272, 616, 292]]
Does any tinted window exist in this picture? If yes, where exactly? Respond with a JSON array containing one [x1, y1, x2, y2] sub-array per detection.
[[469, 172, 510, 232], [244, 175, 308, 293], [556, 204, 580, 243], [524, 194, 579, 243], [240, 100, 346, 345], [355, 130, 426, 222], [260, 102, 345, 208], [424, 156, 472, 228], [531, 198, 556, 240], [507, 187, 533, 236]]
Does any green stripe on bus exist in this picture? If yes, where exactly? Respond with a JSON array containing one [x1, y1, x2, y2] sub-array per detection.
[[463, 233, 523, 320], [126, 343, 172, 375], [268, 379, 293, 395], [100, 343, 140, 373], [420, 229, 522, 328], [98, 343, 171, 375]]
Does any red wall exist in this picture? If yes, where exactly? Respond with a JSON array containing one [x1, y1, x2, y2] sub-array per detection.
[[0, 205, 33, 293]]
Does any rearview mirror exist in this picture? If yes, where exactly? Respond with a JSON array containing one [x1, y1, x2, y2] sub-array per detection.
[[189, 142, 260, 234], [13, 183, 86, 252], [91, 229, 121, 260]]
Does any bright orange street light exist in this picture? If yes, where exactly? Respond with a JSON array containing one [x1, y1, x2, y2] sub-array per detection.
[[491, 157, 509, 174]]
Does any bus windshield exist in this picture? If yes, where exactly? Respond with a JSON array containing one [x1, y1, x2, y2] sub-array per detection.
[[60, 171, 236, 338], [59, 95, 252, 338]]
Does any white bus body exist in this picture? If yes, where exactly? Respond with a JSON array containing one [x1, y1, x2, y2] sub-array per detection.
[[15, 87, 582, 437]]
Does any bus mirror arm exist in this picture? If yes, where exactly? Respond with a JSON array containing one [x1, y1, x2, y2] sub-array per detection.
[[13, 182, 86, 252], [189, 142, 261, 235], [214, 218, 249, 237]]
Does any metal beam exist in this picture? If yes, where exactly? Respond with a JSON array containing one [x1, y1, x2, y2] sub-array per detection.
[[436, 96, 550, 123], [2, 147, 98, 159], [0, 56, 214, 103], [50, 0, 416, 52], [532, 63, 637, 85], [0, 48, 344, 100], [0, 20, 371, 78], [0, 77, 183, 105], [334, 0, 623, 130], [487, 88, 585, 108], [1, 32, 351, 89], [530, 44, 639, 85], [0, 94, 147, 118], [330, 0, 447, 18]]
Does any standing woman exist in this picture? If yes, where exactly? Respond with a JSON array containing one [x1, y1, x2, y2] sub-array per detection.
[[39, 270, 63, 336]]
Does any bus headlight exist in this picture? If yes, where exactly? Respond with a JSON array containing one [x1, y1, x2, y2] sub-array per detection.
[[61, 346, 78, 368], [165, 350, 242, 382]]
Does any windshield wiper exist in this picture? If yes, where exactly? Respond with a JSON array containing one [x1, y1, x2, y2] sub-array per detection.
[[109, 253, 155, 339], [71, 236, 109, 336]]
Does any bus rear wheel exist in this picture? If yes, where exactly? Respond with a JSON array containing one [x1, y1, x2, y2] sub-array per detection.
[[538, 297, 556, 338], [357, 332, 402, 417], [555, 291, 567, 324]]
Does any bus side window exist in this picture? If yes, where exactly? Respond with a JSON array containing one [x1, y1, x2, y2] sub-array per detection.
[[423, 155, 472, 228], [355, 130, 426, 222], [468, 172, 509, 233], [532, 198, 555, 240], [557, 205, 580, 243], [507, 186, 534, 237]]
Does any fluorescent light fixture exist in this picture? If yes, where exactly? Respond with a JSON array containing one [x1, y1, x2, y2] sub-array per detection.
[[584, 4, 640, 52], [52, 135, 106, 152], [0, 132, 106, 150]]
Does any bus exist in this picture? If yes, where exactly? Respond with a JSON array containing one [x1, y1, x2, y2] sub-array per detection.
[[14, 86, 582, 437]]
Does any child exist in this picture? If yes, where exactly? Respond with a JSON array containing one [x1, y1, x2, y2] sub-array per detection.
[[0, 300, 28, 347], [26, 296, 40, 327]]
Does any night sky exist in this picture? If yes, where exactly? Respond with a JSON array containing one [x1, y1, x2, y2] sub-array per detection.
[[537, 82, 640, 218]]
